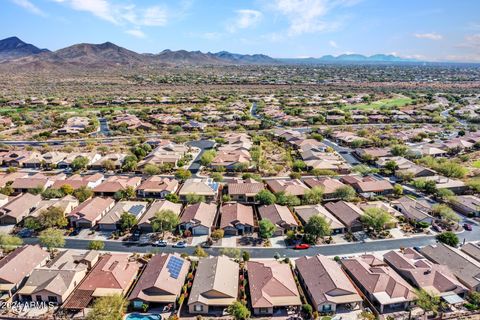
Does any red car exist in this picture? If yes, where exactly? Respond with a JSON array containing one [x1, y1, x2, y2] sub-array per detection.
[[294, 243, 310, 250], [464, 223, 473, 231]]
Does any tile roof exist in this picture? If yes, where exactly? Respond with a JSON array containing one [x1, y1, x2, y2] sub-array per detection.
[[180, 202, 217, 228], [247, 260, 301, 308], [0, 245, 49, 285], [220, 203, 254, 228], [258, 204, 298, 227]]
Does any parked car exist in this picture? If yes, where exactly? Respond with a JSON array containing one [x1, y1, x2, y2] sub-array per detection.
[[293, 243, 310, 250], [464, 223, 473, 231], [153, 240, 168, 247], [68, 228, 81, 236], [17, 228, 34, 238], [173, 241, 187, 248]]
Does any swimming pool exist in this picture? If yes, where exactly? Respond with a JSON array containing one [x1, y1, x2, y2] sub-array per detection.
[[125, 313, 160, 320]]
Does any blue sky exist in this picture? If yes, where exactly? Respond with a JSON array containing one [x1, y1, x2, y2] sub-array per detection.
[[2, 0, 480, 62]]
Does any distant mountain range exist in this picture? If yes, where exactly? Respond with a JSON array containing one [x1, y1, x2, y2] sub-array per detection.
[[0, 36, 420, 70]]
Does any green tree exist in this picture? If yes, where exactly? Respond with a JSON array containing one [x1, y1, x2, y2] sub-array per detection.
[[361, 207, 393, 233], [415, 289, 445, 317], [143, 164, 160, 175], [227, 301, 250, 320], [165, 193, 179, 203], [88, 240, 105, 250], [23, 216, 41, 231], [60, 184, 74, 195], [38, 206, 68, 229], [0, 233, 23, 251], [242, 250, 250, 262], [303, 186, 324, 204], [175, 168, 192, 181], [304, 215, 331, 243], [194, 246, 209, 258], [102, 159, 116, 171], [292, 160, 306, 172], [114, 186, 136, 200], [151, 210, 180, 238], [121, 155, 138, 172], [211, 172, 224, 182], [85, 294, 126, 320], [432, 204, 460, 223], [334, 185, 356, 201], [39, 228, 65, 250], [275, 192, 301, 207], [200, 150, 217, 166], [391, 144, 408, 156], [119, 212, 137, 231], [393, 184, 403, 196], [73, 186, 93, 203], [255, 190, 276, 205], [71, 156, 89, 171], [185, 193, 205, 204], [436, 231, 459, 247], [211, 229, 225, 240], [259, 219, 276, 239], [219, 247, 242, 259]]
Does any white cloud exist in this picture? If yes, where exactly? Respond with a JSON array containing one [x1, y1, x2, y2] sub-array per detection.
[[142, 6, 168, 26], [464, 34, 480, 48], [269, 0, 357, 36], [52, 0, 170, 27], [11, 0, 46, 16], [125, 28, 146, 38], [228, 9, 263, 32], [329, 40, 338, 48], [414, 32, 443, 40]]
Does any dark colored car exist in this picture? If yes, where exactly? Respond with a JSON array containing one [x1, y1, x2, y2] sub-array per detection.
[[69, 228, 81, 236], [17, 228, 34, 238], [464, 223, 473, 231]]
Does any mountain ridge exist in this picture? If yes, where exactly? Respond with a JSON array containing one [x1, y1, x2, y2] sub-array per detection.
[[0, 36, 422, 69]]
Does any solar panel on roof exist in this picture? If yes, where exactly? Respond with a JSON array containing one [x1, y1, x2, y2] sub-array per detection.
[[128, 204, 145, 216], [166, 256, 184, 279]]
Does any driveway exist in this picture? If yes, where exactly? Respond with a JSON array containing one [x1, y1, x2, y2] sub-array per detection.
[[186, 140, 215, 175]]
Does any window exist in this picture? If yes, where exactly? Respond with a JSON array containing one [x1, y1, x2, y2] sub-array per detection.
[[35, 295, 42, 302], [48, 296, 58, 303], [323, 304, 332, 312], [259, 308, 269, 313], [194, 304, 203, 312]]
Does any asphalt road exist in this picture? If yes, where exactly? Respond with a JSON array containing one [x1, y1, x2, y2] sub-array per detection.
[[22, 222, 479, 259], [322, 138, 361, 166]]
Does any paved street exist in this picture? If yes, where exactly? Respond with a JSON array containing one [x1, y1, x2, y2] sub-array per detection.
[[186, 139, 215, 175], [323, 138, 361, 166], [22, 223, 479, 259]]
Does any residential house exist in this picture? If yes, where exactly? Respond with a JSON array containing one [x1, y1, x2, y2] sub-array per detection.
[[41, 152, 68, 169], [17, 250, 99, 305], [29, 195, 79, 217], [376, 156, 435, 178], [188, 256, 238, 314], [52, 173, 104, 190], [294, 204, 346, 234], [341, 175, 393, 197], [89, 153, 126, 170], [384, 248, 467, 304], [53, 116, 91, 135], [210, 150, 252, 171], [56, 153, 102, 169], [93, 176, 141, 197], [0, 151, 42, 168], [355, 148, 391, 160], [461, 242, 480, 262], [341, 255, 416, 314], [296, 255, 362, 313], [136, 177, 179, 199], [63, 253, 140, 311], [258, 204, 298, 236], [0, 172, 28, 188], [220, 203, 255, 235], [412, 175, 466, 194], [266, 179, 310, 198], [179, 202, 217, 236], [226, 179, 264, 203], [421, 243, 480, 291], [67, 197, 115, 228], [358, 201, 399, 229], [98, 201, 148, 231], [303, 177, 346, 201], [0, 193, 42, 225], [450, 195, 480, 217], [178, 178, 219, 203], [137, 200, 182, 233], [324, 201, 363, 232], [129, 254, 190, 310], [391, 196, 434, 224], [247, 260, 301, 315], [0, 245, 49, 300]]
